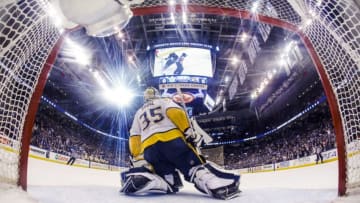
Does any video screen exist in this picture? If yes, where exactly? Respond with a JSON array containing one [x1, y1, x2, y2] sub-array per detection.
[[153, 47, 213, 77]]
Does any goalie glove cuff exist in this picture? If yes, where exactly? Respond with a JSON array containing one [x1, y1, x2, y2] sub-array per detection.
[[130, 155, 152, 170], [184, 128, 203, 147]]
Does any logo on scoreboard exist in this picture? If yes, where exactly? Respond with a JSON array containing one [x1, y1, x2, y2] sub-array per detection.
[[172, 92, 195, 103]]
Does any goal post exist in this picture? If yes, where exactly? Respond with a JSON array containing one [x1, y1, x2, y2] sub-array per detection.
[[18, 35, 66, 190], [0, 0, 359, 197]]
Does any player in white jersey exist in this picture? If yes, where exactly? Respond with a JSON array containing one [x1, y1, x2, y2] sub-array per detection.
[[120, 87, 240, 199]]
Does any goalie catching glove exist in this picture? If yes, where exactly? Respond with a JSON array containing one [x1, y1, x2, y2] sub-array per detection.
[[184, 117, 213, 148], [184, 128, 203, 147]]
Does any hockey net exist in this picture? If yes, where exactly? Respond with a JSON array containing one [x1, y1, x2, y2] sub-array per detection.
[[0, 0, 359, 196]]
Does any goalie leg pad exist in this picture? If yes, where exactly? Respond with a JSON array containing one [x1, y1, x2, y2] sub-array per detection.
[[204, 162, 240, 183], [189, 164, 241, 200], [120, 167, 173, 194]]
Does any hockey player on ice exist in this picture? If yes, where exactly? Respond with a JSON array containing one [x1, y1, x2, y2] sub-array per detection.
[[120, 87, 240, 199]]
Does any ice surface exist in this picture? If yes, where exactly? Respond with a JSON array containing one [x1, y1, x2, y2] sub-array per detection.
[[2, 158, 360, 203]]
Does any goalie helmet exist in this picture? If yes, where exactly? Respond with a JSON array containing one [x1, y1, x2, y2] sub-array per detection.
[[144, 87, 160, 101]]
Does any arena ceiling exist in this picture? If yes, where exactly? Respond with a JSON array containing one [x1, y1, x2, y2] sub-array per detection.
[[42, 7, 319, 136]]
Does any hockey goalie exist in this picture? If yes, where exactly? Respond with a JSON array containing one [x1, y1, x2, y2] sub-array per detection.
[[120, 87, 240, 200]]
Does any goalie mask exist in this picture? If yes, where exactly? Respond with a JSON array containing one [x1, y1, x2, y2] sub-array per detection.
[[144, 87, 160, 101]]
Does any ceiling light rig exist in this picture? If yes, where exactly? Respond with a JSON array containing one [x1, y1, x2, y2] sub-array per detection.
[[93, 70, 136, 108], [182, 12, 187, 24], [169, 0, 176, 6], [170, 12, 176, 24], [231, 57, 239, 65], [64, 38, 91, 66], [240, 33, 249, 42], [251, 70, 278, 99], [251, 1, 260, 13]]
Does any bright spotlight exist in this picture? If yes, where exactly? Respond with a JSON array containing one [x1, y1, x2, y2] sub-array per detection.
[[285, 43, 293, 52], [118, 31, 124, 39], [240, 33, 248, 42], [251, 92, 257, 99], [279, 58, 286, 66], [169, 0, 176, 6], [231, 56, 239, 65], [170, 12, 176, 24], [251, 1, 259, 13], [128, 55, 134, 63], [65, 38, 91, 65], [103, 86, 135, 107], [182, 12, 187, 23], [93, 71, 108, 89]]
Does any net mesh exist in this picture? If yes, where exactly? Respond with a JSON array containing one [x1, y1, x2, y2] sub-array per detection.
[[301, 0, 360, 192], [0, 0, 359, 195], [0, 0, 60, 184]]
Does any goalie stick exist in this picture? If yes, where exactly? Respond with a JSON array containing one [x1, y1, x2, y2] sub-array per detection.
[[175, 87, 213, 147]]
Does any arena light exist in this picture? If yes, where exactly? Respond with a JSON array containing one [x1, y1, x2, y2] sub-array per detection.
[[137, 74, 141, 83], [240, 33, 248, 42], [309, 9, 317, 18], [251, 92, 257, 99], [170, 12, 176, 24], [251, 1, 259, 13], [284, 42, 293, 53], [169, 0, 176, 6], [65, 38, 91, 66], [299, 18, 313, 30], [103, 86, 135, 107], [128, 55, 134, 63], [182, 12, 187, 24], [263, 78, 269, 85], [279, 58, 286, 66], [231, 56, 239, 65], [224, 75, 230, 83], [93, 71, 108, 89], [118, 31, 124, 39], [258, 85, 264, 93]]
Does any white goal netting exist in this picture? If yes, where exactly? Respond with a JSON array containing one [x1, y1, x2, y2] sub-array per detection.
[[0, 0, 359, 195], [0, 0, 60, 185]]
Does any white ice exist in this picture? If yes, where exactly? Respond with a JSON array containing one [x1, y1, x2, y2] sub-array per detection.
[[1, 158, 360, 203]]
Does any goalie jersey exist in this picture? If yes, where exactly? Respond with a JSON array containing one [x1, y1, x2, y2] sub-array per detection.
[[129, 98, 190, 157]]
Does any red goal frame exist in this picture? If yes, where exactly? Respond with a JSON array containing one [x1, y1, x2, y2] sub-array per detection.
[[19, 5, 346, 195]]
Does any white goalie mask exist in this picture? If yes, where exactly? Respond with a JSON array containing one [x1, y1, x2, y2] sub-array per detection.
[[144, 87, 160, 101]]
